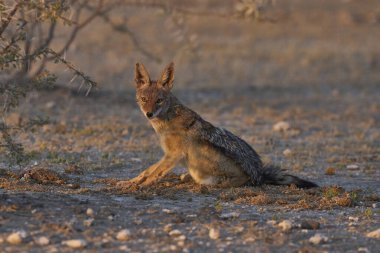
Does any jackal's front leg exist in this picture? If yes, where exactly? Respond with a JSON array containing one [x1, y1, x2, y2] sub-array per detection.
[[117, 155, 181, 188]]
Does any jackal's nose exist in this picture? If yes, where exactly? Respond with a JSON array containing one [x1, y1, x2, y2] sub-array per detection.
[[146, 112, 153, 118]]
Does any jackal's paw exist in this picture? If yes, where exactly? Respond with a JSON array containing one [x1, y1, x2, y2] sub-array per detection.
[[116, 180, 138, 189]]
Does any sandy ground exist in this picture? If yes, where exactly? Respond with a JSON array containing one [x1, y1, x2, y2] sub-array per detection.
[[1, 1, 380, 252]]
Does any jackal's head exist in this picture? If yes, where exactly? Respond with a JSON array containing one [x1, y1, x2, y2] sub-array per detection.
[[134, 62, 174, 120]]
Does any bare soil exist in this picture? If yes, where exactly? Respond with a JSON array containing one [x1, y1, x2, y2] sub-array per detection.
[[1, 1, 379, 252]]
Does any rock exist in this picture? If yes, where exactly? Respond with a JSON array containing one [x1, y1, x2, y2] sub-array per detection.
[[278, 220, 292, 231], [309, 233, 328, 244], [35, 236, 50, 246], [273, 121, 290, 132], [163, 224, 173, 233], [357, 247, 370, 253], [346, 164, 360, 170], [283, 149, 292, 157], [62, 239, 87, 249], [45, 101, 56, 109], [209, 228, 220, 240], [86, 208, 94, 217], [116, 229, 131, 241], [373, 203, 378, 208], [220, 212, 240, 219], [176, 235, 186, 241], [300, 220, 320, 230], [162, 209, 174, 214], [266, 220, 277, 226], [169, 229, 182, 237], [6, 231, 25, 245], [366, 228, 380, 238], [348, 216, 359, 222], [130, 157, 141, 162]]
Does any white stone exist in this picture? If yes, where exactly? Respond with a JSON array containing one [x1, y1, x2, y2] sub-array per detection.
[[278, 220, 292, 231], [283, 149, 292, 157], [116, 229, 131, 241], [169, 229, 182, 237], [36, 236, 50, 246], [346, 164, 360, 170], [62, 239, 87, 249], [209, 228, 220, 240], [86, 208, 94, 217], [357, 247, 370, 253], [309, 233, 328, 244], [366, 228, 380, 238], [220, 212, 240, 219], [348, 216, 359, 222], [162, 209, 174, 214], [6, 232, 23, 245], [273, 121, 290, 132]]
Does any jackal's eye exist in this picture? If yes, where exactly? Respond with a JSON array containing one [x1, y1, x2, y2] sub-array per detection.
[[156, 98, 163, 104], [140, 97, 147, 103]]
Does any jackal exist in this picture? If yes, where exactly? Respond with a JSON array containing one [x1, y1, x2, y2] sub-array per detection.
[[117, 62, 318, 188]]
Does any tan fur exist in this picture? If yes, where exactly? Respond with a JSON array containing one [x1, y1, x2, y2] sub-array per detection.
[[117, 62, 250, 188]]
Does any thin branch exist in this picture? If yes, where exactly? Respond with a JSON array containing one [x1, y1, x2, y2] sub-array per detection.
[[48, 0, 108, 59], [84, 4, 161, 62], [0, 3, 20, 36]]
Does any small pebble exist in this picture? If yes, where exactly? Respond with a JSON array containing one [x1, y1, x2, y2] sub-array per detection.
[[278, 220, 292, 231], [176, 235, 186, 241], [372, 203, 378, 208], [169, 229, 182, 237], [309, 233, 328, 244], [164, 224, 173, 233], [358, 247, 370, 253], [162, 209, 174, 214], [35, 236, 50, 246], [346, 164, 359, 170], [220, 212, 240, 219], [177, 240, 185, 247], [62, 239, 87, 249], [86, 208, 94, 217], [6, 231, 26, 245], [366, 228, 380, 238], [209, 228, 220, 240], [266, 220, 277, 226], [283, 149, 292, 157], [273, 121, 290, 132], [300, 220, 320, 230], [116, 229, 131, 241], [348, 216, 359, 222]]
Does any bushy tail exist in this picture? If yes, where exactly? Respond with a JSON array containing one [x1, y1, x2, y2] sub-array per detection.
[[262, 165, 318, 188]]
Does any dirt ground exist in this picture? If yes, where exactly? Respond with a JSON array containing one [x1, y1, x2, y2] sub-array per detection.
[[1, 1, 380, 252]]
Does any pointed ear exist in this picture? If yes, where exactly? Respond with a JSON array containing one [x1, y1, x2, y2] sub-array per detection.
[[158, 62, 174, 90], [135, 63, 150, 88]]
